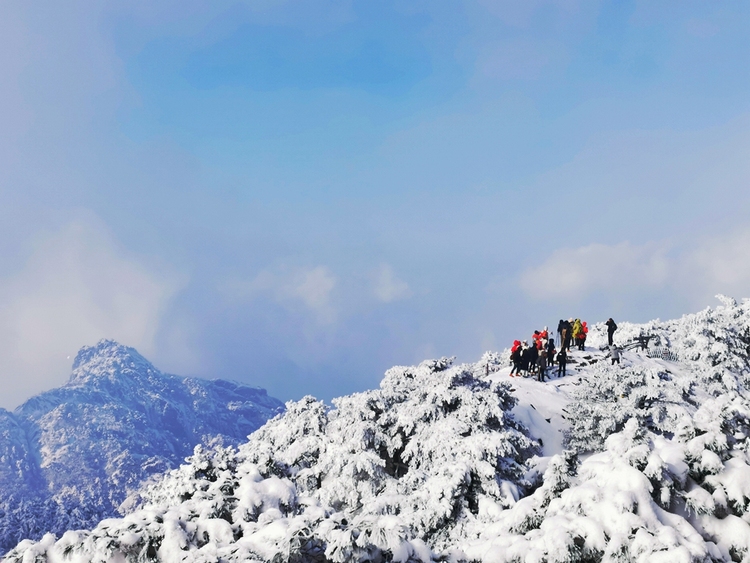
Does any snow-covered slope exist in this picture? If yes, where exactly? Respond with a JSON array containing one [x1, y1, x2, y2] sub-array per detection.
[[0, 340, 283, 554], [7, 297, 750, 562]]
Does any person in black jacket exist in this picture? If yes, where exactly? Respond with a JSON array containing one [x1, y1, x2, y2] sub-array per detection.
[[521, 344, 534, 377], [606, 318, 618, 346], [557, 349, 567, 377], [527, 343, 539, 376], [561, 319, 572, 352], [546, 338, 556, 367], [537, 350, 548, 382], [521, 340, 531, 376], [510, 346, 523, 376]]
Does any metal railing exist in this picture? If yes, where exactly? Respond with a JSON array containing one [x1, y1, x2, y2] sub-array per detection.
[[646, 347, 679, 362]]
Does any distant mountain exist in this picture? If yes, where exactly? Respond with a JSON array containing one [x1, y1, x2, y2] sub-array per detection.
[[0, 340, 284, 553]]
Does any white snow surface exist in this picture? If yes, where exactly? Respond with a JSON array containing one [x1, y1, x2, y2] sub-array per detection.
[[6, 296, 750, 563]]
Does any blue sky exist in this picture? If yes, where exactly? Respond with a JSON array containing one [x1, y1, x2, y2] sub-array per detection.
[[1, 0, 749, 408]]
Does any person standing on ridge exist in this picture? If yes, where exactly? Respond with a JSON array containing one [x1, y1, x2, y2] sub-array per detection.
[[537, 349, 548, 382], [510, 341, 523, 377], [610, 345, 621, 366], [520, 341, 533, 376], [578, 321, 588, 350], [572, 319, 583, 349], [527, 342, 539, 376], [561, 319, 572, 352], [606, 318, 618, 346], [546, 338, 557, 367], [557, 349, 567, 377]]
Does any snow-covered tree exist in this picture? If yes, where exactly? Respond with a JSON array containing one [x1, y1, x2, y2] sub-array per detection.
[[5, 358, 538, 563], [9, 296, 750, 563], [564, 362, 692, 453]]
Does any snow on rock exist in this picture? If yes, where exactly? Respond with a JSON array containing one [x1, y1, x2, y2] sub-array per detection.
[[7, 296, 750, 562], [0, 340, 283, 554]]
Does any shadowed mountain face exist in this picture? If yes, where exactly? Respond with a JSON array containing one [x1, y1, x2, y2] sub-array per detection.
[[0, 340, 284, 553]]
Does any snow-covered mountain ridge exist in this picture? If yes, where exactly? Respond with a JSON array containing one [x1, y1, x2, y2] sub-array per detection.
[[0, 340, 284, 554], [7, 297, 750, 562]]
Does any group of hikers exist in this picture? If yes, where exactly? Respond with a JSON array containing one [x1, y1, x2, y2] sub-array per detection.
[[509, 317, 619, 382]]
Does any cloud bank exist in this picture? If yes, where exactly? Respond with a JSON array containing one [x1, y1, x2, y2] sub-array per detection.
[[372, 263, 411, 303], [0, 218, 182, 409], [222, 265, 338, 324], [520, 229, 750, 309]]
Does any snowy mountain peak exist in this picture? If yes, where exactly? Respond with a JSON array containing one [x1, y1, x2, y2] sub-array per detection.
[[0, 341, 284, 555], [69, 339, 156, 383]]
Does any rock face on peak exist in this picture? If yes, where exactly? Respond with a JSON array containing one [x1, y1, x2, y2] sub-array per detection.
[[69, 340, 155, 381], [0, 340, 284, 554]]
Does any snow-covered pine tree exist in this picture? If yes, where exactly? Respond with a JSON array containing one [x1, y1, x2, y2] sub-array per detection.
[[564, 362, 692, 453], [5, 357, 539, 563]]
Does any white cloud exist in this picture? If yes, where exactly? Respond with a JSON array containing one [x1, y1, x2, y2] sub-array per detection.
[[682, 229, 750, 299], [540, 115, 750, 208], [0, 218, 183, 409], [224, 265, 338, 322], [520, 241, 671, 299], [288, 266, 337, 311], [520, 228, 750, 307], [372, 264, 411, 303]]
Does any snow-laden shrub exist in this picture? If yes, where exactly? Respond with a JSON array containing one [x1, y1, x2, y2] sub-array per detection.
[[4, 358, 538, 563], [587, 295, 750, 394], [457, 296, 750, 562], [564, 362, 692, 453], [463, 420, 723, 563], [566, 297, 750, 455]]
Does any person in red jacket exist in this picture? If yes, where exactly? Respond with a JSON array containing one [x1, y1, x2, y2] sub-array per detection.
[[532, 331, 541, 349], [533, 328, 549, 350], [577, 321, 588, 350]]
